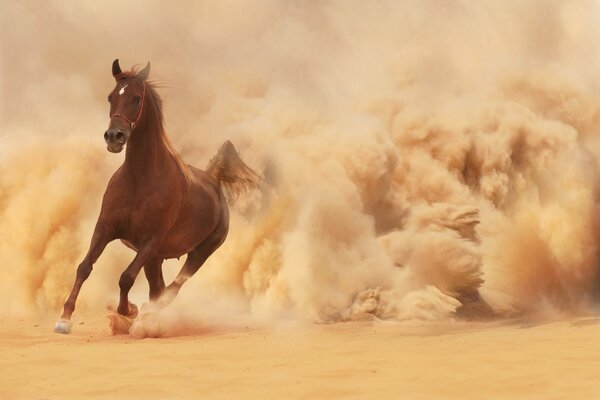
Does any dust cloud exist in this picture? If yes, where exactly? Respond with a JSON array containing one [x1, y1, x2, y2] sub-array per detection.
[[2, 1, 600, 329]]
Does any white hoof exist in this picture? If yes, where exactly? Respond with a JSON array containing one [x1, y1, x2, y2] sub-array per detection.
[[54, 319, 72, 334]]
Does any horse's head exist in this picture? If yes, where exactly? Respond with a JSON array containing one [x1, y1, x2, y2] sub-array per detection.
[[104, 59, 151, 153]]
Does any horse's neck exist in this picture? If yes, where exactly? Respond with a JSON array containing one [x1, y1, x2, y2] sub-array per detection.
[[123, 101, 175, 183]]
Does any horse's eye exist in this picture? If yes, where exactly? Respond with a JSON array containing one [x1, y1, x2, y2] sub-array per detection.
[[133, 96, 141, 104]]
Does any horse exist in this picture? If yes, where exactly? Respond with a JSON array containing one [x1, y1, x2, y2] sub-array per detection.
[[54, 59, 261, 334]]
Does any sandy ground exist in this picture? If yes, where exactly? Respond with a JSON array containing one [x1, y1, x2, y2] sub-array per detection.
[[2, 315, 600, 399]]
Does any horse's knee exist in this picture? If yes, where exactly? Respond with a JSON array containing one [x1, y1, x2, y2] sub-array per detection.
[[119, 272, 136, 291]]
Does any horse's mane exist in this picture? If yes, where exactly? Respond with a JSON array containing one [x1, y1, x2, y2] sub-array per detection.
[[121, 67, 196, 184]]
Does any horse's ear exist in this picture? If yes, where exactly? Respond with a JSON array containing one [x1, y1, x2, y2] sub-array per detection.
[[112, 59, 122, 78], [138, 62, 151, 81]]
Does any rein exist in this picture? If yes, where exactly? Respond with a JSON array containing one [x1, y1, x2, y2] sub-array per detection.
[[111, 82, 146, 129]]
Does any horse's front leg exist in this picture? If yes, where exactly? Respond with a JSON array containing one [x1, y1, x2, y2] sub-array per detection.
[[117, 244, 157, 317], [54, 228, 112, 334]]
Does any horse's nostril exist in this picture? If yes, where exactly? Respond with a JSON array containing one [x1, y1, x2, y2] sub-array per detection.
[[116, 132, 125, 142], [104, 131, 110, 141]]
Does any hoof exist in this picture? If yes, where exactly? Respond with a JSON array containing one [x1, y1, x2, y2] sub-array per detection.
[[54, 319, 72, 334], [110, 301, 139, 319], [127, 302, 139, 319], [107, 312, 135, 335]]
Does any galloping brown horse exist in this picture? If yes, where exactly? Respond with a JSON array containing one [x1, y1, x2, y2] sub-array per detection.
[[54, 59, 261, 334]]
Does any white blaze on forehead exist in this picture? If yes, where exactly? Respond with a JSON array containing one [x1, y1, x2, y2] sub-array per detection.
[[118, 84, 128, 95]]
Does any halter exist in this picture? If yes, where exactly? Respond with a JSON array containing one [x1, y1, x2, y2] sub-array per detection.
[[111, 82, 146, 130]]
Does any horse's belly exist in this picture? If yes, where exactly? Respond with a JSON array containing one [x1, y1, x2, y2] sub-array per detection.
[[120, 235, 197, 259], [121, 240, 138, 251], [157, 222, 216, 259]]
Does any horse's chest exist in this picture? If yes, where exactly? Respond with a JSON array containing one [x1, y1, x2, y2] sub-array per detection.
[[130, 194, 173, 224]]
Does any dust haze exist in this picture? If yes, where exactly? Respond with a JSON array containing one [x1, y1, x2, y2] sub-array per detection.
[[2, 1, 600, 331]]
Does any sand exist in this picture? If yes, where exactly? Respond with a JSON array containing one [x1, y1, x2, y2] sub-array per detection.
[[2, 315, 600, 400]]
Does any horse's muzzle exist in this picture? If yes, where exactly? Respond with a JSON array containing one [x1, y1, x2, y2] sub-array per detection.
[[104, 129, 128, 153]]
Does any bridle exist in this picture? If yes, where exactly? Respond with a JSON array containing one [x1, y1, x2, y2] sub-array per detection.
[[110, 82, 146, 130]]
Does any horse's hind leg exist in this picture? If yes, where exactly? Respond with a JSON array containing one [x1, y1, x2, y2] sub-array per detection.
[[144, 257, 165, 301], [157, 224, 228, 307]]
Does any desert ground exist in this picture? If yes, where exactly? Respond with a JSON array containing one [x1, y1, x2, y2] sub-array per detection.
[[2, 315, 600, 400]]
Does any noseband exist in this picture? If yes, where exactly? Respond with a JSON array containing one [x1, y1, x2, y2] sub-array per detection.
[[111, 82, 146, 130]]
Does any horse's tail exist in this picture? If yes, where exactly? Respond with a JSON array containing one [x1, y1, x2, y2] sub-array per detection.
[[206, 140, 262, 203]]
